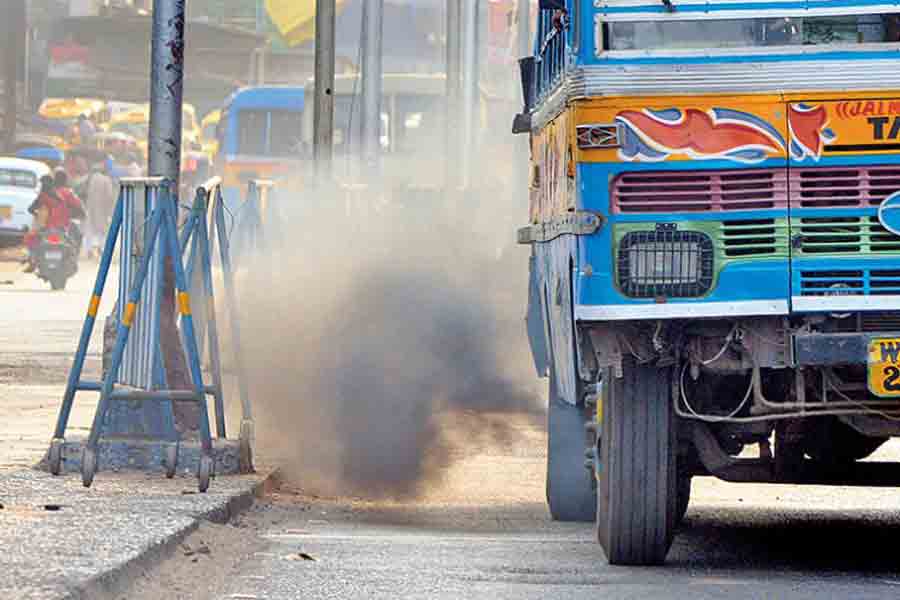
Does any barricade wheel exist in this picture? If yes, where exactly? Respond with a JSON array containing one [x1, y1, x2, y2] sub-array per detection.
[[49, 439, 63, 476], [164, 443, 179, 479], [198, 455, 213, 493], [81, 448, 97, 488]]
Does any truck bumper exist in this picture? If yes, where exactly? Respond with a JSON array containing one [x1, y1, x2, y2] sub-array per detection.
[[794, 332, 900, 366]]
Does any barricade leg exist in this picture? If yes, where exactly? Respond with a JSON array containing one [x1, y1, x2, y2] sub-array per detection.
[[213, 192, 254, 453], [162, 201, 215, 492], [199, 211, 227, 440], [49, 196, 125, 475], [82, 206, 164, 488]]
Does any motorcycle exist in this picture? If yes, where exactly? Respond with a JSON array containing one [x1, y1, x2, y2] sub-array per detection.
[[35, 227, 79, 290]]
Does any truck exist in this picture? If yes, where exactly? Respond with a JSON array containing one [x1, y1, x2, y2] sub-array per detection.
[[515, 0, 900, 566]]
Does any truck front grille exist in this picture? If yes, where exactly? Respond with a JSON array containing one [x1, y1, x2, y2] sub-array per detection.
[[790, 166, 900, 208], [797, 216, 900, 254], [799, 269, 900, 296], [720, 219, 780, 257], [611, 169, 787, 214]]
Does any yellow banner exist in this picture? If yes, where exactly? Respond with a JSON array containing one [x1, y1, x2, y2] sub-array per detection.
[[265, 0, 348, 47]]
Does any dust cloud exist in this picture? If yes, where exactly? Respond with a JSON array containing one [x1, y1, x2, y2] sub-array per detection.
[[237, 162, 544, 499]]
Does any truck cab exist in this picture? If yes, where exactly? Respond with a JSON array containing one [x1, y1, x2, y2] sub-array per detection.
[[518, 1, 900, 565]]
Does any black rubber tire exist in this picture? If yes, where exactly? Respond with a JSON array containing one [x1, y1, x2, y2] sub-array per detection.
[[49, 275, 67, 291], [546, 373, 597, 523], [676, 474, 691, 525], [803, 417, 888, 463], [597, 358, 677, 566]]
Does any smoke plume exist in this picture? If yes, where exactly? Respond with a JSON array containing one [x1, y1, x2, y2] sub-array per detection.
[[238, 182, 543, 499]]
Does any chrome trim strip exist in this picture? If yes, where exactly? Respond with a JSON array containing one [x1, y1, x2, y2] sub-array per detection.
[[598, 5, 900, 20], [575, 299, 788, 320], [792, 296, 900, 312], [567, 60, 900, 96], [532, 81, 570, 131]]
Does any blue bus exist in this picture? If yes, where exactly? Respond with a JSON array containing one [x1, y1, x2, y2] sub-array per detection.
[[216, 86, 306, 204]]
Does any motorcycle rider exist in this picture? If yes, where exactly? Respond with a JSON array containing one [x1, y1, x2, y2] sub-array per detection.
[[23, 173, 85, 273]]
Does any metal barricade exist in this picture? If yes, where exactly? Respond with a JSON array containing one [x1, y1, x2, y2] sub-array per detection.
[[48, 177, 240, 492]]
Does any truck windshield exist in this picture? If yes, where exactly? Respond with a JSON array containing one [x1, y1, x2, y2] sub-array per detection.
[[608, 14, 900, 51]]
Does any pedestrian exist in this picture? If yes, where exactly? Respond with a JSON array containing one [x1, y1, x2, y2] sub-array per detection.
[[77, 114, 96, 146], [82, 163, 117, 259]]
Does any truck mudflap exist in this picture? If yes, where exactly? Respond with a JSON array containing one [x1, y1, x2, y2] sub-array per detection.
[[526, 252, 550, 377]]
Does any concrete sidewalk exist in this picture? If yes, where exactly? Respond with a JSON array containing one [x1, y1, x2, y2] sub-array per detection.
[[0, 469, 273, 600], [0, 262, 271, 599]]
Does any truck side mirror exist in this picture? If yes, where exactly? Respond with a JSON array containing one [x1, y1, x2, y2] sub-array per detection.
[[539, 0, 567, 10], [512, 57, 535, 135]]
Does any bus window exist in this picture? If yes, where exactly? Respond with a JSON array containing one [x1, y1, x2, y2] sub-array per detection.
[[269, 111, 303, 156], [392, 95, 444, 154], [238, 110, 267, 155]]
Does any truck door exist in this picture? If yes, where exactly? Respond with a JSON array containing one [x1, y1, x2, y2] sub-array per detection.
[[787, 99, 900, 313]]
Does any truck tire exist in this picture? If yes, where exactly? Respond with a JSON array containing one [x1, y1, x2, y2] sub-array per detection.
[[597, 357, 677, 565], [676, 474, 691, 525], [546, 371, 597, 523], [803, 417, 887, 463]]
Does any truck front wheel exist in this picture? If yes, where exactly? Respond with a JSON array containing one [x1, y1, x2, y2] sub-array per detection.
[[597, 357, 678, 565]]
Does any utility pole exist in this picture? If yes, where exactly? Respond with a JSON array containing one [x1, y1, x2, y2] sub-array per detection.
[[148, 0, 194, 426], [5, 1, 26, 153], [313, 0, 336, 185], [148, 0, 185, 186], [460, 0, 480, 190], [514, 0, 531, 208], [444, 0, 461, 194], [360, 0, 383, 179]]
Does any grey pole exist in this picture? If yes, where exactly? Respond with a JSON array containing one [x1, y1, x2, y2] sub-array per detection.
[[517, 0, 531, 59], [514, 0, 532, 208], [313, 0, 337, 185], [147, 0, 193, 428], [460, 0, 480, 190], [360, 0, 384, 178], [147, 0, 185, 185], [5, 0, 25, 153], [444, 0, 461, 194]]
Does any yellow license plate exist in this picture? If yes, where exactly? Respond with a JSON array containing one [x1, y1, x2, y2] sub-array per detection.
[[0, 206, 10, 219], [868, 337, 900, 397]]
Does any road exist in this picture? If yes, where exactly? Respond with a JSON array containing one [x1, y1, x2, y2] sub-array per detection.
[[6, 258, 900, 599], [0, 258, 104, 472]]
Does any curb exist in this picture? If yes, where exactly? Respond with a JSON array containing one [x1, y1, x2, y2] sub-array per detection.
[[61, 468, 281, 600]]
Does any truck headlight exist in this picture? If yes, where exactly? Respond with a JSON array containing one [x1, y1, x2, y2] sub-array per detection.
[[618, 230, 714, 298]]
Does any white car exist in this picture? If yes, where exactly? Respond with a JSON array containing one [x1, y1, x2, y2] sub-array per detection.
[[0, 158, 50, 247]]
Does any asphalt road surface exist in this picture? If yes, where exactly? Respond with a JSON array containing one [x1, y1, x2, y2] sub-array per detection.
[[127, 426, 900, 600], [6, 258, 900, 599]]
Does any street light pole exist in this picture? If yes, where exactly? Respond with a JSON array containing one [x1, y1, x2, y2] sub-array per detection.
[[147, 0, 193, 426], [5, 0, 26, 153], [460, 0, 480, 190], [444, 0, 461, 193], [313, 0, 337, 185], [360, 0, 383, 179], [148, 0, 185, 185]]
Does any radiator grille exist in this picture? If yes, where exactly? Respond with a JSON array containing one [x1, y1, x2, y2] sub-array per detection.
[[721, 219, 780, 258], [799, 269, 900, 296], [611, 169, 787, 213], [796, 216, 900, 254], [789, 166, 900, 208], [617, 230, 714, 298]]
